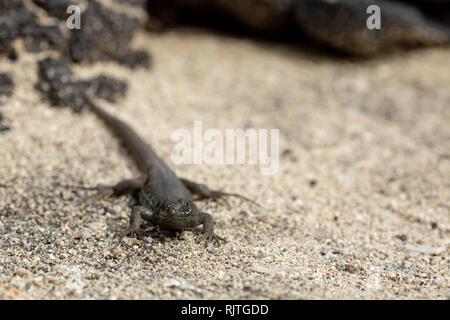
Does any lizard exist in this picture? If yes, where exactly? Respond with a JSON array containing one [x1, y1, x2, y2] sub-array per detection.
[[35, 56, 258, 245], [82, 98, 249, 245]]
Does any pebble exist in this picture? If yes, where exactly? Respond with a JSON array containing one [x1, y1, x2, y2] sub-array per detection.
[[164, 279, 181, 287], [112, 205, 121, 214], [15, 268, 30, 276], [405, 244, 446, 255], [250, 265, 284, 275], [344, 264, 357, 273]]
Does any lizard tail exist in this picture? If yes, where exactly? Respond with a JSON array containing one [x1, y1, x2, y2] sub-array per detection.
[[84, 98, 159, 173]]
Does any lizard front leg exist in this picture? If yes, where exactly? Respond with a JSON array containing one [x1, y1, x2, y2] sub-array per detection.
[[200, 212, 228, 245], [122, 205, 157, 237], [180, 178, 218, 200], [85, 175, 147, 201], [112, 175, 147, 196]]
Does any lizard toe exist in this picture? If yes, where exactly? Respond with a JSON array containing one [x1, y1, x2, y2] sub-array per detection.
[[203, 233, 228, 246]]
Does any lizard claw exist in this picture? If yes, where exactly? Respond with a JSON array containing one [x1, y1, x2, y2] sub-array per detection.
[[203, 232, 228, 246], [121, 228, 138, 239], [121, 207, 143, 239]]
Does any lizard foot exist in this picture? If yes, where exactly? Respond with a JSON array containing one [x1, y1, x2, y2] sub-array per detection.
[[203, 232, 228, 246], [86, 185, 115, 202], [122, 226, 140, 239], [121, 207, 143, 238]]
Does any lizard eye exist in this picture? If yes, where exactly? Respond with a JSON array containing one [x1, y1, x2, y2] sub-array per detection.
[[180, 207, 192, 216]]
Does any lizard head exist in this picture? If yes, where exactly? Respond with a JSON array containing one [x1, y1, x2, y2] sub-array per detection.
[[161, 199, 197, 216], [158, 199, 201, 229], [159, 198, 199, 219]]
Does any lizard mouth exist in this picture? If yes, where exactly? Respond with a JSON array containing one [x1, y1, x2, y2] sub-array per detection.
[[161, 199, 196, 217]]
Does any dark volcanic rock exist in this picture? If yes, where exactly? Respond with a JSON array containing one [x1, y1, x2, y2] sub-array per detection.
[[36, 57, 87, 113], [0, 112, 11, 133], [0, 0, 65, 57], [0, 21, 18, 60], [67, 0, 150, 67], [0, 73, 14, 132], [211, 0, 295, 32], [36, 57, 128, 113], [147, 0, 450, 56], [401, 0, 450, 26], [0, 0, 37, 59], [0, 73, 14, 97], [81, 75, 128, 104], [294, 0, 450, 56], [114, 0, 147, 8], [147, 0, 296, 33], [33, 0, 75, 20], [33, 0, 150, 67], [21, 24, 64, 53]]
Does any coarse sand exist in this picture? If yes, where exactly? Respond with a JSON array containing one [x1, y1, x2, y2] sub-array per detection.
[[0, 29, 449, 299]]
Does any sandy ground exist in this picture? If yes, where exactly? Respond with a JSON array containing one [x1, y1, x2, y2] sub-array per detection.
[[0, 29, 449, 299]]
